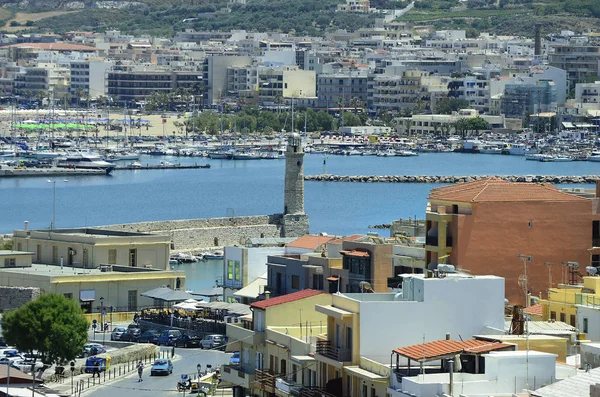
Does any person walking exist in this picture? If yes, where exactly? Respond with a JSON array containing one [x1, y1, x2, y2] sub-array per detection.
[[92, 359, 100, 378], [137, 360, 144, 382]]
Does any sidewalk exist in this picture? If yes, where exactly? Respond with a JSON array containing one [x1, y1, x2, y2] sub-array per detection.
[[44, 350, 175, 396]]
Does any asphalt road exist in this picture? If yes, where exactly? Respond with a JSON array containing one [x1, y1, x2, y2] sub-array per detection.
[[85, 346, 232, 397]]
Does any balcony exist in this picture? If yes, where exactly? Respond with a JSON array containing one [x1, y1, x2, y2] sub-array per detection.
[[255, 369, 275, 393], [226, 323, 265, 346], [425, 236, 453, 247], [315, 340, 351, 363], [276, 377, 303, 396], [221, 364, 255, 389]]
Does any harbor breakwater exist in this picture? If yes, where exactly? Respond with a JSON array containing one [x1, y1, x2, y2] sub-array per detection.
[[305, 174, 600, 184]]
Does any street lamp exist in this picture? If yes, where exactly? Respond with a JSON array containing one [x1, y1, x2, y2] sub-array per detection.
[[99, 296, 105, 345], [47, 179, 68, 230]]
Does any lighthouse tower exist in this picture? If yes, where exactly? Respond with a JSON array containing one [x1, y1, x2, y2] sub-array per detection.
[[281, 133, 309, 237]]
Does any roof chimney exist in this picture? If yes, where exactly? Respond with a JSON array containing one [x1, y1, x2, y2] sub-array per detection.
[[264, 291, 271, 300], [446, 332, 451, 340]]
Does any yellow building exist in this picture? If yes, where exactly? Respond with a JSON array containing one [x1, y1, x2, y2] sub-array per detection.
[[257, 66, 316, 105], [13, 228, 170, 270], [314, 294, 388, 397], [542, 276, 600, 329], [223, 289, 332, 396]]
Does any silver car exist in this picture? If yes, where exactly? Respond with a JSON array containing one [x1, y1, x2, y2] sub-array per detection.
[[110, 327, 127, 341]]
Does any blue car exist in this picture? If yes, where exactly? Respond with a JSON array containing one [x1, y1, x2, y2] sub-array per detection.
[[150, 359, 173, 376], [156, 330, 182, 346]]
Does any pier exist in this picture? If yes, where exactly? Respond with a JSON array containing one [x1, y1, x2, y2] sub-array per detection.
[[0, 167, 107, 178], [305, 174, 600, 184], [113, 163, 211, 171]]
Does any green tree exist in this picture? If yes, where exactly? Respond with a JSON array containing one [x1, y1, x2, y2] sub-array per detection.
[[467, 116, 489, 134], [435, 97, 471, 114], [2, 294, 89, 365], [342, 111, 362, 127]]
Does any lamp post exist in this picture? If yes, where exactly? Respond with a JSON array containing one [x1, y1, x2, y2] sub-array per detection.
[[47, 179, 68, 230], [99, 296, 105, 345]]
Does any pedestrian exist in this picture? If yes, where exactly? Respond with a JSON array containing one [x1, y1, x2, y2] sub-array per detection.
[[197, 363, 202, 378], [137, 360, 144, 382], [92, 359, 100, 378]]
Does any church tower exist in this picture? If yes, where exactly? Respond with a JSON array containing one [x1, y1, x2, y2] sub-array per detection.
[[281, 133, 309, 237]]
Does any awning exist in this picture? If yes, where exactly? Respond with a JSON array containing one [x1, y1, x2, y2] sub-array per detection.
[[234, 276, 267, 299], [141, 286, 195, 302], [344, 366, 388, 381], [340, 250, 370, 257], [291, 355, 315, 364], [327, 276, 339, 281]]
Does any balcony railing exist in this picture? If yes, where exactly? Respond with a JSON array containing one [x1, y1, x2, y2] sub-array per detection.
[[315, 340, 351, 362], [255, 369, 276, 393], [276, 377, 303, 395]]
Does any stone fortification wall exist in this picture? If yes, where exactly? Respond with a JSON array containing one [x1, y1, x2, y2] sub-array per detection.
[[0, 286, 41, 312], [101, 215, 283, 251]]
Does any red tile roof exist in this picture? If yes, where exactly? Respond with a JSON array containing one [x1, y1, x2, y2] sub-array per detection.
[[340, 249, 370, 257], [523, 303, 543, 317], [328, 235, 364, 245], [393, 339, 514, 361], [429, 177, 586, 203], [286, 235, 335, 250], [251, 289, 327, 310]]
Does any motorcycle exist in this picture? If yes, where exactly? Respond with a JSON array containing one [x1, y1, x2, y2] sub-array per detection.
[[177, 379, 191, 392]]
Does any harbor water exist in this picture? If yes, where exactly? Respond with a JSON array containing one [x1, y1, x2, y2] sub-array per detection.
[[1, 152, 599, 236]]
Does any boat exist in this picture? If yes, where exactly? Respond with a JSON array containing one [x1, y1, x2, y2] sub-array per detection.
[[589, 155, 600, 162], [261, 152, 281, 160], [525, 154, 544, 161], [57, 151, 115, 174], [106, 152, 140, 161], [130, 161, 142, 168], [208, 151, 232, 160], [376, 149, 396, 157], [479, 145, 503, 155], [171, 253, 199, 263], [397, 150, 419, 157], [506, 144, 536, 156], [232, 151, 261, 160], [552, 156, 573, 162], [202, 250, 224, 260], [20, 149, 61, 160]]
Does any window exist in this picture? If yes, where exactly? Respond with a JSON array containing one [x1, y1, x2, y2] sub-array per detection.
[[129, 249, 137, 267], [52, 246, 58, 265], [128, 290, 137, 311], [570, 314, 576, 327], [3, 258, 15, 267], [83, 248, 88, 267], [584, 318, 589, 333], [550, 311, 556, 320], [313, 274, 323, 290], [371, 387, 376, 397], [64, 293, 72, 300], [36, 244, 41, 261], [17, 243, 21, 251], [227, 260, 234, 280], [280, 359, 287, 375], [291, 275, 300, 289], [234, 261, 241, 281], [108, 249, 117, 265], [560, 312, 566, 323]]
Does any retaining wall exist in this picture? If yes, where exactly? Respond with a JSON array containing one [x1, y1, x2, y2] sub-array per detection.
[[0, 286, 40, 312]]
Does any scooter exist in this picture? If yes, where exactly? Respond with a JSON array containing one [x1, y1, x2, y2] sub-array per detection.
[[176, 379, 192, 392]]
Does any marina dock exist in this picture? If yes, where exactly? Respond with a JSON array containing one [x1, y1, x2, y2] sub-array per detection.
[[113, 163, 211, 171], [0, 167, 107, 178]]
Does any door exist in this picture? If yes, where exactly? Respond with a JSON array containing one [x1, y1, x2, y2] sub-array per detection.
[[128, 290, 137, 311], [346, 327, 353, 356], [68, 247, 74, 266], [336, 324, 342, 349], [52, 246, 58, 265]]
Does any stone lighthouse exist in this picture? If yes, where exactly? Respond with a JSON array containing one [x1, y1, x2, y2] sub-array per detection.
[[281, 132, 309, 237]]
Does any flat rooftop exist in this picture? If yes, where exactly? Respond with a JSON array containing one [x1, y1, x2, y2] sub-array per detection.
[[0, 263, 173, 277], [0, 250, 32, 256]]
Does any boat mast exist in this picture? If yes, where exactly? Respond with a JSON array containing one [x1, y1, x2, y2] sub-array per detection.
[[291, 95, 294, 133]]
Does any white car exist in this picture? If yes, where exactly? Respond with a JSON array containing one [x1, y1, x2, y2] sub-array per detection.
[[11, 360, 45, 373], [0, 356, 23, 364]]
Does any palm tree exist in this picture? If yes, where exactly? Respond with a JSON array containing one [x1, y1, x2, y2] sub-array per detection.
[[274, 94, 284, 114], [349, 96, 362, 114], [337, 97, 345, 128]]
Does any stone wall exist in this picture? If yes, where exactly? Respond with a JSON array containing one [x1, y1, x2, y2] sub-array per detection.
[[0, 286, 40, 312], [305, 174, 600, 184], [100, 214, 285, 251]]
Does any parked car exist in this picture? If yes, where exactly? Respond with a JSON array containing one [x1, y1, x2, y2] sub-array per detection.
[[150, 359, 173, 376], [229, 351, 240, 366], [0, 356, 22, 365], [137, 330, 160, 344], [79, 343, 105, 358], [12, 360, 45, 373], [127, 323, 139, 330], [120, 328, 142, 342], [156, 330, 182, 346], [200, 335, 227, 350], [174, 334, 201, 348], [110, 327, 127, 341]]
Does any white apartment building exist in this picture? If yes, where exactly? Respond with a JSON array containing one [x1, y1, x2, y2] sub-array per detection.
[[575, 81, 600, 105]]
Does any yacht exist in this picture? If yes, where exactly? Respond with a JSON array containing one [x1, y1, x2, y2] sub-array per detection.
[[396, 150, 419, 157], [507, 144, 536, 156], [376, 149, 396, 157], [57, 151, 115, 174], [479, 145, 503, 155], [232, 151, 261, 160]]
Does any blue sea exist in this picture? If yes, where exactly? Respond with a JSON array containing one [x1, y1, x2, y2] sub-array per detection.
[[1, 152, 598, 236]]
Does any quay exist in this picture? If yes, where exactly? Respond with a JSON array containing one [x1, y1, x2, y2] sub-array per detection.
[[305, 174, 600, 184], [113, 163, 211, 170], [0, 167, 107, 178]]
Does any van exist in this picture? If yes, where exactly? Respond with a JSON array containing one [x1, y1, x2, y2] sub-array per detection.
[[156, 329, 182, 346]]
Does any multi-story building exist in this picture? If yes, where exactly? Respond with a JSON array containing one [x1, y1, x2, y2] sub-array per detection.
[[501, 80, 557, 120], [223, 289, 332, 396], [425, 177, 598, 304], [69, 58, 114, 99], [399, 109, 513, 135], [14, 63, 70, 100], [549, 38, 600, 87], [317, 72, 368, 109], [311, 273, 505, 397], [106, 67, 203, 105], [372, 70, 447, 114], [203, 55, 253, 105], [0, 61, 23, 99], [337, 0, 370, 12], [447, 74, 490, 113], [575, 81, 600, 105], [257, 66, 316, 106]]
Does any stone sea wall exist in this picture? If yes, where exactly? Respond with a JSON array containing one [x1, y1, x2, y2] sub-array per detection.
[[305, 174, 600, 184], [101, 215, 283, 251]]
